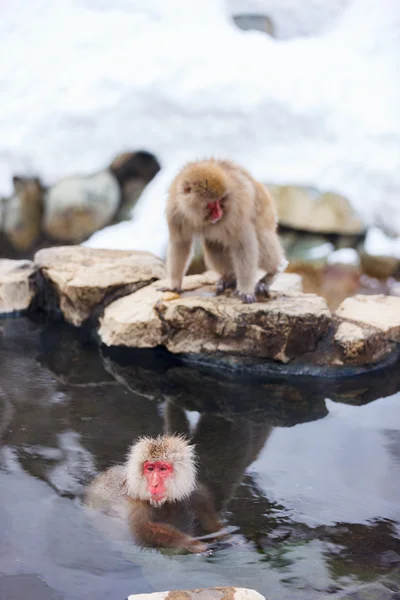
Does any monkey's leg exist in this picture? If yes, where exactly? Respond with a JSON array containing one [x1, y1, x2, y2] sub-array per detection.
[[231, 228, 259, 303], [256, 232, 286, 297], [202, 239, 236, 295], [162, 237, 193, 292]]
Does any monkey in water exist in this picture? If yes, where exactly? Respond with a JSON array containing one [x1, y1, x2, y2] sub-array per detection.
[[85, 434, 222, 554], [163, 159, 286, 303]]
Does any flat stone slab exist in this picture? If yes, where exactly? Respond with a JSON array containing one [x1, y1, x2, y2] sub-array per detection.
[[334, 321, 395, 365], [99, 272, 330, 363], [128, 587, 265, 600], [0, 259, 36, 315], [336, 295, 400, 343], [35, 246, 165, 326]]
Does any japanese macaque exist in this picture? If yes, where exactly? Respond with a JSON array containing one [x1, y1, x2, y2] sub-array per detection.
[[164, 159, 286, 303], [85, 434, 222, 554]]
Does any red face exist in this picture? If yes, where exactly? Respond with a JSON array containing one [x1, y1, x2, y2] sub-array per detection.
[[143, 460, 173, 502], [207, 199, 224, 224]]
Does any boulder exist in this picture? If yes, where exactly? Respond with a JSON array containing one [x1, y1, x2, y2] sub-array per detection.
[[335, 295, 400, 343], [0, 259, 36, 315], [2, 176, 44, 251], [128, 587, 265, 600], [44, 171, 121, 243], [35, 246, 165, 326], [270, 184, 365, 236], [109, 150, 161, 220], [334, 321, 395, 365], [99, 271, 330, 363], [359, 227, 400, 279]]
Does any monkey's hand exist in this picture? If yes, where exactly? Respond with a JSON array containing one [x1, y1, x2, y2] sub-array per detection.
[[184, 538, 208, 554], [235, 290, 257, 304]]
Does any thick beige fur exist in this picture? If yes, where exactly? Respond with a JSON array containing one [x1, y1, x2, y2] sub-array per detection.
[[125, 434, 197, 505], [165, 158, 286, 299]]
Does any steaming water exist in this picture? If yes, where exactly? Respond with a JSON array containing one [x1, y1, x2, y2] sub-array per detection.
[[0, 317, 399, 600]]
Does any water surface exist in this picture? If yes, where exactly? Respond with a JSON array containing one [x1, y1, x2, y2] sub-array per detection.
[[0, 317, 399, 600]]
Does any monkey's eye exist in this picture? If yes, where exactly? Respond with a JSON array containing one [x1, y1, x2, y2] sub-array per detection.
[[183, 184, 191, 194], [160, 466, 167, 471], [146, 466, 154, 472]]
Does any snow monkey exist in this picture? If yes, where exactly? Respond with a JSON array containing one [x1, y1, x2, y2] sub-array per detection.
[[85, 435, 222, 553], [164, 159, 286, 303]]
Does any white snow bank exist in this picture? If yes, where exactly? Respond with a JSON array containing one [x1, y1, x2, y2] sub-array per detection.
[[327, 248, 360, 266], [364, 227, 400, 259], [0, 0, 399, 258]]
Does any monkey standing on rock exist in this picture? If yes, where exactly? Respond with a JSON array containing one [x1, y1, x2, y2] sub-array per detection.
[[164, 159, 287, 303], [85, 435, 222, 554]]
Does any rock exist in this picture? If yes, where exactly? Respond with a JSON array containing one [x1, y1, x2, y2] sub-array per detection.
[[336, 295, 400, 343], [35, 246, 165, 326], [334, 321, 395, 365], [0, 259, 36, 315], [270, 272, 302, 293], [360, 227, 400, 279], [2, 176, 44, 251], [99, 272, 330, 363], [44, 171, 121, 243], [233, 13, 275, 36], [270, 184, 365, 235], [109, 150, 161, 220], [127, 587, 265, 600]]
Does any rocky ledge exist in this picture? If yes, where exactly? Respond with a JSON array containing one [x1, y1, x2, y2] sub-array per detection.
[[1, 246, 400, 375]]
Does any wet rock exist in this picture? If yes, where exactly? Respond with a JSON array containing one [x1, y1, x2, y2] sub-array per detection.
[[127, 588, 265, 600], [0, 259, 36, 315], [336, 295, 400, 343], [270, 184, 365, 235], [99, 271, 330, 363], [2, 176, 44, 251], [35, 246, 165, 326], [44, 170, 120, 243]]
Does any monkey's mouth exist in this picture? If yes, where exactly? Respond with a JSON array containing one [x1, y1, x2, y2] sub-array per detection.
[[207, 200, 223, 224]]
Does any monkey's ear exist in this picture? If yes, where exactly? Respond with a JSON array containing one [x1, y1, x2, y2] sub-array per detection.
[[183, 183, 191, 194]]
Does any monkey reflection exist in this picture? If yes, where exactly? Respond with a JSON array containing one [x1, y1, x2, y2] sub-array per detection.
[[164, 400, 274, 513], [85, 434, 222, 553]]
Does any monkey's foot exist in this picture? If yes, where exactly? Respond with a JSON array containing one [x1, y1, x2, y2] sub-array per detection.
[[215, 278, 236, 295], [255, 281, 271, 297], [157, 285, 182, 293], [235, 291, 257, 304]]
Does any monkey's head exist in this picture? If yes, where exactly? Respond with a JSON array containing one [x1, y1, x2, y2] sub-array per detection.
[[125, 435, 197, 506], [178, 162, 228, 226]]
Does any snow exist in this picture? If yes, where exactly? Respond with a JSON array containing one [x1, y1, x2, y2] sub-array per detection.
[[364, 226, 400, 259], [0, 0, 399, 259], [327, 247, 360, 266]]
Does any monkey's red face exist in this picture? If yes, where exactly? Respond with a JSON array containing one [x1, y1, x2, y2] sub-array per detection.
[[143, 460, 173, 503], [207, 198, 224, 224]]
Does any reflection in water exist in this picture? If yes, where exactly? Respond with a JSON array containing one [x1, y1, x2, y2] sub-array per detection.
[[0, 318, 399, 600]]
